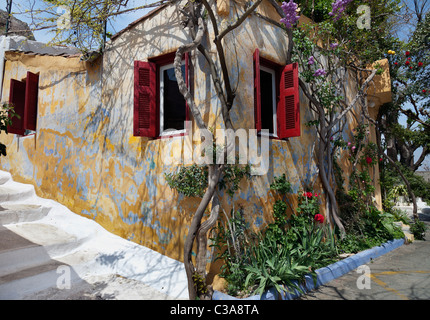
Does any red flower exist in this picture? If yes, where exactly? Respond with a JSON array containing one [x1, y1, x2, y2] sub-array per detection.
[[366, 156, 373, 165], [423, 89, 427, 93], [406, 51, 410, 56], [405, 61, 410, 66], [379, 158, 383, 162], [418, 62, 423, 67], [394, 62, 398, 66], [314, 214, 324, 224]]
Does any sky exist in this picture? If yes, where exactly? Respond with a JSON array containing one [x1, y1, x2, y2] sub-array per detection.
[[7, 0, 157, 43], [4, 0, 430, 170]]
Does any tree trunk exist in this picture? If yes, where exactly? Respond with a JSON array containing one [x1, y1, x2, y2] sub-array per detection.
[[317, 135, 346, 236], [183, 165, 222, 300], [195, 191, 220, 300]]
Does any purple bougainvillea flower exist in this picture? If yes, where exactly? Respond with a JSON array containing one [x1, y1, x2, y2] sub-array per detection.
[[280, 1, 300, 29], [314, 68, 327, 77]]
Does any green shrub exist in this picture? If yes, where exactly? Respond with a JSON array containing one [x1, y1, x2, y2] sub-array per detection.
[[165, 164, 208, 197], [410, 220, 427, 240], [244, 235, 310, 297]]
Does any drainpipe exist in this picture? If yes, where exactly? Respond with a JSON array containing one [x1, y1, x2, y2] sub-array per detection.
[[5, 0, 13, 35], [102, 19, 107, 52], [1, 0, 13, 100], [0, 37, 7, 100]]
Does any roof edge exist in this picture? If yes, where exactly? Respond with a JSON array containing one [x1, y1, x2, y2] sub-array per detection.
[[109, 4, 170, 42]]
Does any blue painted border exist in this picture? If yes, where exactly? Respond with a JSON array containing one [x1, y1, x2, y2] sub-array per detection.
[[212, 238, 405, 300]]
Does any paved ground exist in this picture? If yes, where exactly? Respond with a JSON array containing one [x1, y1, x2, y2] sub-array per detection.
[[22, 274, 187, 300], [299, 219, 430, 300]]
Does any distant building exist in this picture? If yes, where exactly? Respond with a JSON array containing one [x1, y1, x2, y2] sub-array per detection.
[[416, 171, 430, 183]]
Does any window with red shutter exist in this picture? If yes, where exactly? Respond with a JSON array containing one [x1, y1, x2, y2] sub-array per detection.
[[24, 71, 39, 131], [8, 72, 39, 136], [278, 62, 300, 139], [8, 79, 26, 136], [134, 52, 190, 138], [254, 50, 301, 139]]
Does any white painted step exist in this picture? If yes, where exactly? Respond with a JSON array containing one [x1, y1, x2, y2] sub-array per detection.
[[0, 223, 89, 277], [0, 204, 51, 224], [0, 182, 35, 203], [0, 260, 84, 300], [0, 171, 11, 185], [0, 245, 102, 300]]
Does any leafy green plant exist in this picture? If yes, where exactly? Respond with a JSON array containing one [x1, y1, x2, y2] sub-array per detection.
[[410, 220, 427, 240], [337, 208, 405, 253], [390, 208, 410, 225], [297, 191, 321, 218], [244, 235, 310, 297], [287, 218, 338, 271], [210, 207, 254, 296], [1, 102, 19, 157], [192, 272, 208, 297], [270, 174, 292, 195], [165, 164, 208, 198]]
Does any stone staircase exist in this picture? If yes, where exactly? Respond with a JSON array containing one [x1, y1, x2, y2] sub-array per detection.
[[0, 170, 188, 300]]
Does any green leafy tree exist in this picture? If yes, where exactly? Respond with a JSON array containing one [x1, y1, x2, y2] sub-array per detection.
[[375, 2, 429, 219], [273, 0, 402, 236]]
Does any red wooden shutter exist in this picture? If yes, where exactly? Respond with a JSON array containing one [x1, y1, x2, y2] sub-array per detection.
[[253, 49, 262, 132], [278, 62, 300, 139], [134, 61, 157, 137], [24, 71, 39, 131], [8, 79, 26, 135]]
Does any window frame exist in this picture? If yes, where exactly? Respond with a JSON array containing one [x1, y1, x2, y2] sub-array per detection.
[[159, 60, 187, 137], [259, 64, 278, 138]]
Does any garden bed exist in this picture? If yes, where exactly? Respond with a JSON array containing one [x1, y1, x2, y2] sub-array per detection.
[[212, 238, 405, 300]]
